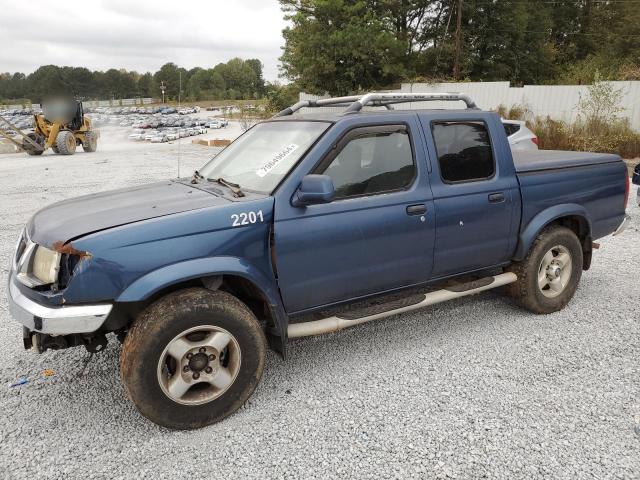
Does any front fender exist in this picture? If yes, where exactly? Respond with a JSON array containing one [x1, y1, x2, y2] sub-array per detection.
[[116, 256, 288, 346], [514, 203, 592, 261]]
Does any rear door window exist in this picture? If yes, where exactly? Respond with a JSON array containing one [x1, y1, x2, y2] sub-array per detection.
[[431, 121, 495, 183]]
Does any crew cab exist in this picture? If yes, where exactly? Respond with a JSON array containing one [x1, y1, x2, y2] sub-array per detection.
[[7, 93, 630, 429]]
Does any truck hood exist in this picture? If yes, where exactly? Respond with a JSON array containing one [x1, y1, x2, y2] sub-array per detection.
[[27, 181, 230, 246]]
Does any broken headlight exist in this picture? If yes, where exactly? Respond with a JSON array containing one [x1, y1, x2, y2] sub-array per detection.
[[14, 233, 61, 288], [31, 246, 62, 285]]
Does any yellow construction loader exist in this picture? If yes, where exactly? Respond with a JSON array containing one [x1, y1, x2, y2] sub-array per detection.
[[0, 99, 98, 156]]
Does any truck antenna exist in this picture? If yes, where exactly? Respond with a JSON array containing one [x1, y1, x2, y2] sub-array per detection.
[[177, 71, 182, 179]]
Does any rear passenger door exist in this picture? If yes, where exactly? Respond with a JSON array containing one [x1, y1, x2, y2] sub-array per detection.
[[418, 115, 519, 278]]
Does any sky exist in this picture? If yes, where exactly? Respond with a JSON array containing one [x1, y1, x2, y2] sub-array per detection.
[[0, 0, 287, 80]]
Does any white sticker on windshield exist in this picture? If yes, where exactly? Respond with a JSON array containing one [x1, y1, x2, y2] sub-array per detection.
[[255, 143, 299, 177]]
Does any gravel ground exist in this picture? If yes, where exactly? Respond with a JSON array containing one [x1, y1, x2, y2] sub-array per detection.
[[0, 134, 638, 479]]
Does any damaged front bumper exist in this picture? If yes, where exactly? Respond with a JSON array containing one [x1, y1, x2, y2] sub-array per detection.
[[8, 274, 112, 338]]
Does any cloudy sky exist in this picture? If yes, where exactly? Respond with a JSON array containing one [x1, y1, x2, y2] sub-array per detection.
[[0, 0, 287, 80]]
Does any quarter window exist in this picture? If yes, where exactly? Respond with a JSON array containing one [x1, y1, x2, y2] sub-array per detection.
[[322, 128, 415, 198], [432, 121, 495, 183]]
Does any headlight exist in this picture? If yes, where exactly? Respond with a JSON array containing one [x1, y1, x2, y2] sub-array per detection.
[[31, 246, 61, 285], [14, 235, 62, 288]]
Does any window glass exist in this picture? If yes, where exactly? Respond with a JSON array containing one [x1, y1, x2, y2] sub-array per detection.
[[198, 121, 330, 193], [431, 121, 495, 182], [322, 130, 415, 198]]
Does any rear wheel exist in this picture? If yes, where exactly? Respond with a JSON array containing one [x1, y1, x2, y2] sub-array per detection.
[[506, 225, 583, 314], [120, 288, 267, 429], [82, 131, 97, 152], [56, 130, 76, 155]]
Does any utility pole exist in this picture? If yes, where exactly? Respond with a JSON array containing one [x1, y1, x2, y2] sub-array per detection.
[[453, 0, 463, 81], [160, 81, 166, 104]]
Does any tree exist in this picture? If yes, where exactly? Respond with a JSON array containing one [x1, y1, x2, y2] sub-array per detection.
[[101, 68, 137, 99], [137, 73, 155, 97], [210, 71, 226, 99], [26, 66, 69, 102], [62, 67, 96, 98], [577, 74, 625, 126], [245, 59, 266, 97], [217, 58, 258, 99], [265, 81, 299, 113], [279, 0, 408, 95], [460, 0, 555, 84], [153, 62, 187, 100]]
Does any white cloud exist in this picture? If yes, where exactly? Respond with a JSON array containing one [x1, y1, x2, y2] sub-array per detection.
[[0, 0, 286, 80]]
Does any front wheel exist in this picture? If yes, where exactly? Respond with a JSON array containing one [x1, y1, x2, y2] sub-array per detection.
[[56, 130, 77, 155], [506, 225, 583, 314], [120, 288, 267, 429]]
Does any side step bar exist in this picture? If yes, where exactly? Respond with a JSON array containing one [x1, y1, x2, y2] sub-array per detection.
[[288, 272, 517, 338]]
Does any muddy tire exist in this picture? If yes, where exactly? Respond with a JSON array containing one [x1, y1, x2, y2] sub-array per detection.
[[82, 131, 97, 152], [51, 144, 59, 154], [120, 288, 267, 429], [506, 225, 583, 314], [56, 130, 76, 155]]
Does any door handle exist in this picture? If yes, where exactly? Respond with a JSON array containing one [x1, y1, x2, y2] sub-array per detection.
[[406, 204, 427, 215], [488, 192, 506, 203]]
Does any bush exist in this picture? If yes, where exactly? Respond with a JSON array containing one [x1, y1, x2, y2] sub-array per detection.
[[532, 116, 640, 158], [496, 103, 531, 121]]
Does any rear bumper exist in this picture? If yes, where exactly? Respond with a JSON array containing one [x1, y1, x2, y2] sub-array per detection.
[[613, 214, 631, 237], [8, 275, 112, 335]]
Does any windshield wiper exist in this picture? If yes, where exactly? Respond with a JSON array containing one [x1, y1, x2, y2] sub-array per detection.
[[208, 177, 245, 198]]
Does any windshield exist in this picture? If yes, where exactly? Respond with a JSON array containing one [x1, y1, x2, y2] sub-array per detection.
[[198, 121, 330, 193]]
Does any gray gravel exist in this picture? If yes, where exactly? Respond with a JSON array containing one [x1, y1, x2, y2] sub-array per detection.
[[0, 134, 639, 479]]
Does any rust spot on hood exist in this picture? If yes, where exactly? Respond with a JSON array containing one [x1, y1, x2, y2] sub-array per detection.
[[51, 241, 91, 258]]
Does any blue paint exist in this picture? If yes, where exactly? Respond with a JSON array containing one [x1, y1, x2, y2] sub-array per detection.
[[18, 108, 628, 350]]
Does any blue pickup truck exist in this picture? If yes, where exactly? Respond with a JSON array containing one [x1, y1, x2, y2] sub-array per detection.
[[8, 93, 630, 429]]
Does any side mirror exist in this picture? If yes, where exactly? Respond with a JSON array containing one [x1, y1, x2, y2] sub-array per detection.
[[633, 163, 640, 186], [291, 174, 336, 207]]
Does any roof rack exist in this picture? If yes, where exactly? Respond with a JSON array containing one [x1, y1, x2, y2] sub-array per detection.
[[274, 92, 478, 117]]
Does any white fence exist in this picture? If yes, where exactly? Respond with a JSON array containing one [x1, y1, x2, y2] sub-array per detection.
[[301, 81, 640, 131]]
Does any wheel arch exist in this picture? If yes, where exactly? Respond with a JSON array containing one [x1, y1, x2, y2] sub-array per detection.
[[114, 257, 288, 356], [514, 204, 593, 269]]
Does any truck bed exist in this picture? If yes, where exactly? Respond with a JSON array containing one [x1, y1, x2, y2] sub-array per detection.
[[513, 150, 621, 173]]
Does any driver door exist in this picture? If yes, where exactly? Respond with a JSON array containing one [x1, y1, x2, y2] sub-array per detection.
[[273, 123, 435, 314]]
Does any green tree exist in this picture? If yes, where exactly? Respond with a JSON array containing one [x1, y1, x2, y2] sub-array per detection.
[[26, 65, 68, 102], [61, 67, 96, 98], [280, 0, 407, 95], [210, 71, 226, 99], [137, 72, 155, 97], [245, 58, 266, 97], [153, 62, 187, 100], [216, 58, 258, 99], [460, 0, 555, 84], [265, 81, 299, 113]]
